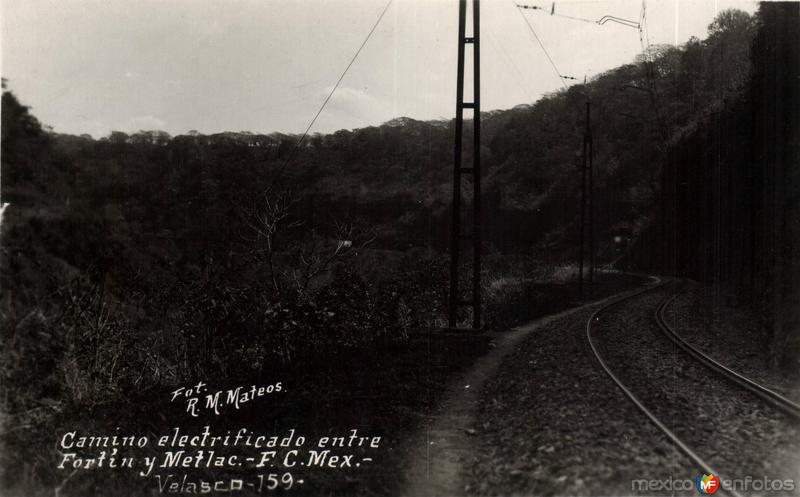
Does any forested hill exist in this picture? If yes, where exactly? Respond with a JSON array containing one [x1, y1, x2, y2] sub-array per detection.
[[4, 9, 755, 257], [2, 6, 798, 361]]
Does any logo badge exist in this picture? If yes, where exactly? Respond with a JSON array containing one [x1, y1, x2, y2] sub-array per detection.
[[696, 474, 720, 494]]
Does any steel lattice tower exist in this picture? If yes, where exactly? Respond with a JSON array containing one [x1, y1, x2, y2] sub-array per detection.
[[448, 0, 481, 330]]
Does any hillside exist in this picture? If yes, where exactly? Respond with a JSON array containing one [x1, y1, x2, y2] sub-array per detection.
[[5, 9, 756, 258], [3, 4, 800, 496]]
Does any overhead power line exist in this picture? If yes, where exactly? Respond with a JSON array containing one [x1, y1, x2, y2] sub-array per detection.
[[485, 23, 539, 99], [518, 2, 596, 25], [598, 15, 640, 29], [516, 3, 640, 29], [271, 0, 394, 187], [636, 0, 670, 143], [512, 0, 569, 89]]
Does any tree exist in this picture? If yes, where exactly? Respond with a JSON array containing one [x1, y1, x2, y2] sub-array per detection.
[[239, 189, 302, 297], [1, 85, 49, 194], [108, 131, 129, 144], [705, 9, 757, 98]]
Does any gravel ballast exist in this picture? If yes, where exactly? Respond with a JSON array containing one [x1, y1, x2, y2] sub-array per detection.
[[462, 282, 799, 496]]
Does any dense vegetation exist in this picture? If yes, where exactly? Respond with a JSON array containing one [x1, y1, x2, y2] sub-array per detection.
[[634, 3, 800, 368], [1, 4, 798, 495]]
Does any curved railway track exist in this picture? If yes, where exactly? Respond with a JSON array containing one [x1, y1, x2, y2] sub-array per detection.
[[586, 279, 800, 497], [655, 293, 800, 420]]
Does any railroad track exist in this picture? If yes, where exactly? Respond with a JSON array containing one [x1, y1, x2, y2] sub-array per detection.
[[586, 279, 800, 497], [655, 293, 800, 420]]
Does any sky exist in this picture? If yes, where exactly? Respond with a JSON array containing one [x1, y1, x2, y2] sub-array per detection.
[[1, 0, 758, 138]]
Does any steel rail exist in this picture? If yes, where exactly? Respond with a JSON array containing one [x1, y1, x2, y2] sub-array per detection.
[[586, 280, 743, 497], [655, 294, 800, 421]]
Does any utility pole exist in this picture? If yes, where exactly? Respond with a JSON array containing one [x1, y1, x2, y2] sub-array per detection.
[[579, 101, 594, 296], [448, 0, 481, 330], [588, 101, 594, 290], [579, 125, 587, 297]]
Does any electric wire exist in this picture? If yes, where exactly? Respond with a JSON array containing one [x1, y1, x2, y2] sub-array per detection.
[[516, 4, 641, 28], [598, 15, 640, 29], [638, 0, 670, 143], [555, 12, 598, 25], [485, 22, 539, 101], [517, 3, 598, 25], [511, 0, 569, 89], [270, 0, 394, 188]]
